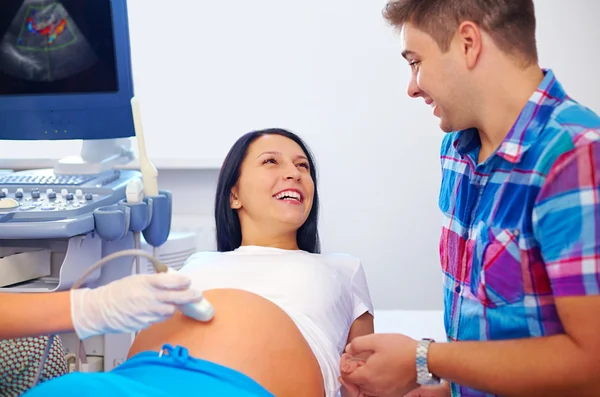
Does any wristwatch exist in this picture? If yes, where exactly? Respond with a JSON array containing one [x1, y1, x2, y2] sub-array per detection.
[[416, 338, 441, 386]]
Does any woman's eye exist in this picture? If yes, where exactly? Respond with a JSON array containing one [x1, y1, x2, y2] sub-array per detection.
[[263, 158, 277, 164], [298, 162, 310, 169]]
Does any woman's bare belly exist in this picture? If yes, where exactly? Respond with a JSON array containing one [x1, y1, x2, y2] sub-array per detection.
[[128, 289, 325, 397]]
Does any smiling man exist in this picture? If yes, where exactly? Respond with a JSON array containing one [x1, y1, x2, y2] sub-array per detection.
[[339, 1, 600, 396]]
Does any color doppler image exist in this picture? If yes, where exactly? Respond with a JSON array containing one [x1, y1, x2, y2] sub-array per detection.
[[0, 0, 97, 82]]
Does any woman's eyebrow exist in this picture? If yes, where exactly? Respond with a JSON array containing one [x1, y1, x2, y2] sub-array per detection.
[[256, 151, 307, 161], [256, 151, 280, 158]]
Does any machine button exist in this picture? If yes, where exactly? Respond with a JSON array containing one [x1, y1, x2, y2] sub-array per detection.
[[0, 191, 5, 199], [84, 193, 93, 201], [61, 189, 68, 197], [15, 191, 23, 199], [19, 205, 35, 211], [31, 191, 41, 199], [41, 206, 56, 211], [66, 193, 74, 201], [0, 198, 19, 209], [75, 189, 83, 198], [48, 192, 57, 199]]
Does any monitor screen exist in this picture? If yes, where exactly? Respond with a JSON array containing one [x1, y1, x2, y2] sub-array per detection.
[[0, 0, 118, 96], [0, 0, 135, 141]]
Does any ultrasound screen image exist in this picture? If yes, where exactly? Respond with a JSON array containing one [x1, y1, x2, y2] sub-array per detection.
[[0, 0, 118, 95]]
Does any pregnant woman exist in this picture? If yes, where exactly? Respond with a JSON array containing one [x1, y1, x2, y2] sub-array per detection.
[[24, 128, 374, 397]]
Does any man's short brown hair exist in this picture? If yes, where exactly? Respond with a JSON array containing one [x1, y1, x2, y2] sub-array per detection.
[[383, 0, 538, 66]]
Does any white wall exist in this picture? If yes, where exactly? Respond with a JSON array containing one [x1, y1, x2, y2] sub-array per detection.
[[156, 0, 600, 311], [5, 0, 600, 310]]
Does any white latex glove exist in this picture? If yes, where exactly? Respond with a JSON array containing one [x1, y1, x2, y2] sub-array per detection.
[[70, 272, 202, 340]]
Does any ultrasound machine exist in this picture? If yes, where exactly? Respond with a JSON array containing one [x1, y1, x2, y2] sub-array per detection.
[[0, 0, 180, 372]]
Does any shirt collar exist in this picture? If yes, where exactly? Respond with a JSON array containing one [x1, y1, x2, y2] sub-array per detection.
[[453, 69, 567, 163]]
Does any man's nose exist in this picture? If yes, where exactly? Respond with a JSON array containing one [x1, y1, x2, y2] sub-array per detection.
[[407, 75, 423, 98]]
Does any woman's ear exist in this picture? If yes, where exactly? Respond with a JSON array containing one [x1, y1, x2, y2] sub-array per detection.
[[230, 188, 241, 209]]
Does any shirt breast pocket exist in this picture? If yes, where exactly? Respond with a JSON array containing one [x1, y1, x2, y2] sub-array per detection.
[[470, 226, 525, 308]]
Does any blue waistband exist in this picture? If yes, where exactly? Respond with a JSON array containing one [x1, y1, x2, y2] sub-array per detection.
[[116, 344, 274, 397]]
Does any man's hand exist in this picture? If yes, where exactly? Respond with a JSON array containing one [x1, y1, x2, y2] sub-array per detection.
[[403, 382, 451, 397], [340, 333, 420, 396], [340, 353, 372, 396], [340, 375, 373, 397]]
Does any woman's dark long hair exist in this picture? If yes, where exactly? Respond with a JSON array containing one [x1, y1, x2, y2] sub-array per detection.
[[214, 128, 320, 253]]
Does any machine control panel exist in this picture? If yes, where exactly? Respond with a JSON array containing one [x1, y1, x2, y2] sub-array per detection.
[[0, 187, 96, 211], [0, 169, 142, 239]]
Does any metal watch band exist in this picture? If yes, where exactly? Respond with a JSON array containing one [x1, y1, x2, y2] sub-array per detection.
[[416, 338, 441, 385]]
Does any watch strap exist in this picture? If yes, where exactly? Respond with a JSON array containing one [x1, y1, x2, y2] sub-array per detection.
[[416, 338, 441, 385]]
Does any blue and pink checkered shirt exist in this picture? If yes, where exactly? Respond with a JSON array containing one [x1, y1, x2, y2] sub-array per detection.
[[438, 69, 600, 397]]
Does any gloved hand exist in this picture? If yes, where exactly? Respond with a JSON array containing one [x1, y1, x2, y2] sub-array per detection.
[[70, 272, 203, 340]]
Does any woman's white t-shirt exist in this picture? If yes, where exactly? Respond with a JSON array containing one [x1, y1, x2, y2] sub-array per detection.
[[179, 245, 374, 397]]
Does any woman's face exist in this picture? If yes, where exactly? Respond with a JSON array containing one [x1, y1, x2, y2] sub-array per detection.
[[231, 134, 314, 235]]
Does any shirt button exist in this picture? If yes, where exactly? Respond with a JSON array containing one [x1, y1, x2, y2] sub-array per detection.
[[455, 285, 461, 293]]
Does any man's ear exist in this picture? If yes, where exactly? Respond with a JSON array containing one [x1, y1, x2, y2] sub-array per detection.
[[230, 188, 241, 209], [457, 21, 482, 69]]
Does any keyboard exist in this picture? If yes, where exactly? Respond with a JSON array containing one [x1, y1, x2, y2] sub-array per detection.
[[0, 173, 96, 186]]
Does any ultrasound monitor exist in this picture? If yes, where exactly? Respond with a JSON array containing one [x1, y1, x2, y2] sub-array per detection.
[[0, 0, 136, 175]]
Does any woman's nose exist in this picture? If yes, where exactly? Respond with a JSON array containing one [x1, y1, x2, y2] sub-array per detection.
[[283, 165, 301, 180], [285, 171, 301, 180]]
